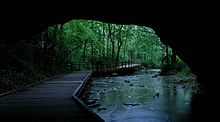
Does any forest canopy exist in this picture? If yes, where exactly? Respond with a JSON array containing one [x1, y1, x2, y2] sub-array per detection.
[[48, 20, 165, 67], [0, 19, 191, 93]]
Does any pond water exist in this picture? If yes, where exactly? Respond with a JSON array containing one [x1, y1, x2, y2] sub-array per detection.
[[82, 69, 202, 122]]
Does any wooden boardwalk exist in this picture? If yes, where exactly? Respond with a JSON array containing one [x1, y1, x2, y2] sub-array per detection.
[[0, 71, 100, 122], [94, 63, 141, 75], [70, 61, 141, 72]]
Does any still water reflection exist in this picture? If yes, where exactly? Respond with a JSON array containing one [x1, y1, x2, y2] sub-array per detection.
[[83, 69, 199, 122]]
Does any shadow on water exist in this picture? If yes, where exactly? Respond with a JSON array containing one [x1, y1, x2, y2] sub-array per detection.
[[82, 69, 209, 122]]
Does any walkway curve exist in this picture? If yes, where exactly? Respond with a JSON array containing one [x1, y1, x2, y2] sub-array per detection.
[[0, 71, 101, 122]]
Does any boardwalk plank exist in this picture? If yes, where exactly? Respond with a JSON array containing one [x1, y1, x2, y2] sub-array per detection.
[[0, 71, 97, 122]]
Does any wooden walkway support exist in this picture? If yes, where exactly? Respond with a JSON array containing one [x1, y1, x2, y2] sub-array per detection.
[[0, 71, 103, 122]]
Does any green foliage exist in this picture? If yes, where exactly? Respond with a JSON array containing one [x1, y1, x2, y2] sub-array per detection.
[[46, 20, 165, 69], [1, 19, 193, 93], [175, 57, 193, 77]]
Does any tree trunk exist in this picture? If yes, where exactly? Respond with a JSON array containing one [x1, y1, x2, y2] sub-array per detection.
[[115, 25, 123, 66], [91, 44, 94, 70], [102, 23, 106, 59], [171, 49, 176, 65], [111, 42, 115, 63], [106, 35, 109, 59], [52, 24, 58, 50], [108, 23, 115, 63], [116, 44, 122, 66], [82, 41, 87, 62], [166, 45, 169, 67], [123, 49, 126, 62]]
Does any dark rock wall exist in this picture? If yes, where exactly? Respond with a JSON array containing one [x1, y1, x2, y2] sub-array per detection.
[[0, 4, 217, 95]]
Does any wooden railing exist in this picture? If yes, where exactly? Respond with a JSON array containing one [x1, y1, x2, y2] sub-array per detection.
[[68, 61, 139, 72]]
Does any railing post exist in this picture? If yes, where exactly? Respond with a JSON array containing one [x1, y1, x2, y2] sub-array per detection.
[[87, 62, 89, 70], [71, 63, 73, 71], [104, 61, 106, 72], [111, 62, 113, 72], [78, 62, 81, 71], [92, 61, 94, 71], [101, 61, 103, 73], [129, 61, 131, 68]]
